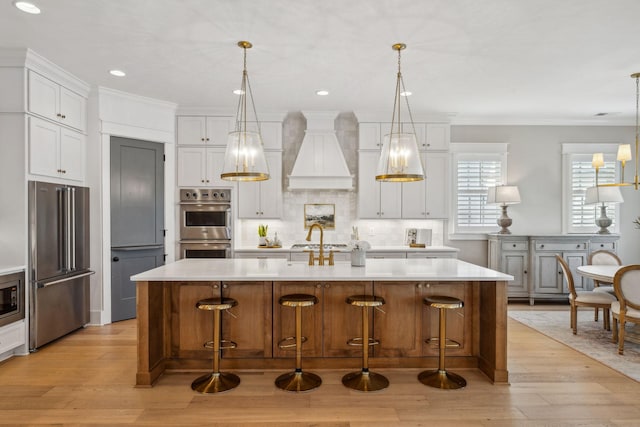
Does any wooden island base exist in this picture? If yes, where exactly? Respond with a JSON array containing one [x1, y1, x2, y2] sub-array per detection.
[[136, 278, 508, 387]]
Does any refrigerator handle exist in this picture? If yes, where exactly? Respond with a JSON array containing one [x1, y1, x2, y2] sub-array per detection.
[[69, 187, 76, 271], [58, 187, 66, 272], [65, 187, 72, 272]]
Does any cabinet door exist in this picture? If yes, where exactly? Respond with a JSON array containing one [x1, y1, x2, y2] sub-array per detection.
[[174, 282, 221, 358], [205, 147, 230, 188], [358, 123, 381, 150], [177, 116, 207, 145], [59, 86, 86, 132], [564, 252, 588, 292], [379, 180, 402, 218], [177, 147, 207, 186], [401, 159, 426, 218], [221, 282, 272, 358], [425, 123, 450, 151], [273, 282, 323, 358], [534, 253, 563, 294], [259, 152, 282, 218], [28, 71, 59, 122], [237, 180, 261, 218], [502, 252, 528, 296], [373, 282, 423, 357], [59, 128, 85, 181], [205, 116, 234, 146], [323, 282, 371, 357], [423, 152, 449, 218], [29, 116, 60, 177], [357, 151, 382, 218]]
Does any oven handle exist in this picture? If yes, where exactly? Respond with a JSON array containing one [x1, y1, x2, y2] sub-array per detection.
[[179, 201, 232, 207]]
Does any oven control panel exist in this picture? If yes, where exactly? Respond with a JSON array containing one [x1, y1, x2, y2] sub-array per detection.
[[180, 188, 231, 202]]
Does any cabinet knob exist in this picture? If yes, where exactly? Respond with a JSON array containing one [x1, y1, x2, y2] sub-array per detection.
[[212, 284, 219, 289], [56, 113, 62, 117], [61, 114, 66, 119], [426, 212, 430, 216], [541, 244, 545, 248], [112, 257, 119, 262], [416, 283, 423, 288], [576, 244, 581, 249], [201, 138, 205, 141], [524, 270, 527, 274], [427, 143, 431, 147], [256, 211, 259, 215], [325, 284, 330, 288], [61, 170, 66, 174], [222, 284, 228, 289], [513, 244, 516, 247], [201, 179, 205, 183], [600, 244, 604, 247], [206, 138, 210, 141], [316, 284, 322, 289], [206, 180, 210, 183]]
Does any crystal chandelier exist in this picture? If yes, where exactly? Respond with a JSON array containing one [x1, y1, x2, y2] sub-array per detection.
[[593, 72, 640, 190], [221, 41, 269, 181], [376, 43, 425, 182]]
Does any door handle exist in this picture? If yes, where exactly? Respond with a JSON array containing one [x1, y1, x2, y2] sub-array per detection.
[[113, 257, 119, 262], [111, 245, 164, 251]]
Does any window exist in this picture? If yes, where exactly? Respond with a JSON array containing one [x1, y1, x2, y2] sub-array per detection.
[[451, 143, 508, 235], [562, 144, 620, 233]]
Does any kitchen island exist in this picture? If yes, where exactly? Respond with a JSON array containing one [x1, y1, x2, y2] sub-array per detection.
[[131, 258, 512, 387]]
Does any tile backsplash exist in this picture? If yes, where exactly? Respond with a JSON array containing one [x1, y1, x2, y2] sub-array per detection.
[[235, 111, 444, 248]]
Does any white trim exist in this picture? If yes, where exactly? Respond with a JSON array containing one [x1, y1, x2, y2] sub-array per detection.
[[450, 142, 509, 153], [562, 142, 620, 154], [450, 115, 637, 126]]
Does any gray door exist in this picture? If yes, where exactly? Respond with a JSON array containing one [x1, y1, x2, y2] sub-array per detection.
[[110, 136, 164, 322]]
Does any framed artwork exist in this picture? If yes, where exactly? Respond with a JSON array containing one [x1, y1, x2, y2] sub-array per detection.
[[304, 204, 335, 229]]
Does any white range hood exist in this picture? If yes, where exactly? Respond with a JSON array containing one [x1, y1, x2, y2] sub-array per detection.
[[288, 111, 354, 190]]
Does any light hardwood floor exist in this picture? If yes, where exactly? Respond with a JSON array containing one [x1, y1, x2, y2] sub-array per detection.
[[1, 305, 639, 426]]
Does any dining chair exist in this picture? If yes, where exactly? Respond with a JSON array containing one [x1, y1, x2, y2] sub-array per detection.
[[587, 250, 621, 320], [611, 265, 640, 355], [556, 255, 616, 334]]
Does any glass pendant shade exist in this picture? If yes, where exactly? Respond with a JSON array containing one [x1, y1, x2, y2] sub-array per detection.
[[376, 43, 424, 182], [221, 41, 269, 182], [376, 132, 424, 181], [220, 130, 269, 181]]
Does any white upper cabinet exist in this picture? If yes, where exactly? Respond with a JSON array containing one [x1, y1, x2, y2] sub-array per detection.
[[401, 152, 449, 219], [177, 116, 234, 146], [256, 121, 283, 150], [28, 70, 86, 133], [177, 146, 231, 188], [29, 116, 85, 182], [424, 123, 450, 151], [358, 151, 402, 219], [237, 152, 282, 219], [359, 122, 426, 150]]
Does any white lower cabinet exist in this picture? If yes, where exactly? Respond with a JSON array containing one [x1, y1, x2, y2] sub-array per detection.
[[29, 116, 85, 181], [238, 152, 282, 218], [177, 146, 230, 187], [0, 320, 26, 357]]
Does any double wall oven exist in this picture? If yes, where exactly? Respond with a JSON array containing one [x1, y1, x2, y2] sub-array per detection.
[[179, 188, 232, 258]]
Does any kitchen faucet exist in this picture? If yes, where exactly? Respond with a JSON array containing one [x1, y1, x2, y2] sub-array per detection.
[[305, 224, 334, 266]]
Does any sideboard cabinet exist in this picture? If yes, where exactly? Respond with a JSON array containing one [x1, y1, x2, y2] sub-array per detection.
[[488, 234, 619, 304]]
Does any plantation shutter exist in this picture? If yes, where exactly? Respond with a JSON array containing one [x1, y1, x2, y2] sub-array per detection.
[[456, 159, 502, 228], [570, 158, 617, 229]]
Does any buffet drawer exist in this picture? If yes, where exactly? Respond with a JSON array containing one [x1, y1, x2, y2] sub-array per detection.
[[534, 242, 588, 251], [501, 242, 528, 251]]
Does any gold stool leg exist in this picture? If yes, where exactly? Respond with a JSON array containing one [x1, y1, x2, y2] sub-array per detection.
[[275, 305, 322, 392], [342, 305, 389, 392], [192, 309, 240, 393], [418, 307, 466, 390]]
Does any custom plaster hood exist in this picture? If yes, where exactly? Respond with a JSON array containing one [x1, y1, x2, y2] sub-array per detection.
[[288, 111, 354, 190]]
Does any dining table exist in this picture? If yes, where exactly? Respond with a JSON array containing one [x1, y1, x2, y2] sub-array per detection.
[[576, 264, 640, 344]]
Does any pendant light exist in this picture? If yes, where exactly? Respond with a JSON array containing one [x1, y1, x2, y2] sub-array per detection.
[[593, 72, 640, 190], [376, 43, 424, 182], [221, 41, 269, 181]]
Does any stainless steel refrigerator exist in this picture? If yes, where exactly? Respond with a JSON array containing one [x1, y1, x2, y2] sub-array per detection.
[[28, 180, 93, 350]]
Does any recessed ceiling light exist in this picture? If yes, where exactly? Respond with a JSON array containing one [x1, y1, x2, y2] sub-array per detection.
[[109, 69, 126, 77], [316, 90, 329, 96], [400, 91, 412, 97], [13, 1, 40, 14], [233, 89, 245, 95]]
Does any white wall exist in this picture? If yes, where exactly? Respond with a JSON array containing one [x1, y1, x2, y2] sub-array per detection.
[[448, 125, 640, 265]]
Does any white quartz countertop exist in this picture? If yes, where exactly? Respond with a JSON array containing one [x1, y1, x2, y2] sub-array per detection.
[[234, 245, 459, 253], [131, 258, 511, 282], [0, 265, 25, 276]]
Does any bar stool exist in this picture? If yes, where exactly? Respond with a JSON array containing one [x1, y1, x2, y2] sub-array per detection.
[[191, 297, 240, 393], [342, 294, 389, 392], [418, 295, 466, 389], [275, 294, 322, 392]]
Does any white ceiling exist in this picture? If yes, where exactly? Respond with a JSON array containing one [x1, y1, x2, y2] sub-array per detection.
[[2, 0, 640, 125]]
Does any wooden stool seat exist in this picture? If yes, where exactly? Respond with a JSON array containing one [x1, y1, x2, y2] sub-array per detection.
[[342, 294, 389, 392], [191, 297, 240, 394], [418, 295, 466, 390], [275, 293, 321, 392]]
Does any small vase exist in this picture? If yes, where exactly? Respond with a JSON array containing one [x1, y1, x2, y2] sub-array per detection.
[[351, 249, 366, 267], [258, 236, 267, 246]]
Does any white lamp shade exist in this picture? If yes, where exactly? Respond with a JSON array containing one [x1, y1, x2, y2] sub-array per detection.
[[487, 185, 521, 205], [584, 186, 624, 205], [591, 153, 605, 168], [617, 144, 632, 162]]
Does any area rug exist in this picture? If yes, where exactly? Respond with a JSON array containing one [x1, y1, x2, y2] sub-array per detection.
[[508, 309, 640, 382]]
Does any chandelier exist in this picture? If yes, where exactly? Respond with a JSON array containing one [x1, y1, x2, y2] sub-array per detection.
[[593, 72, 640, 190], [221, 41, 269, 181], [376, 43, 425, 182]]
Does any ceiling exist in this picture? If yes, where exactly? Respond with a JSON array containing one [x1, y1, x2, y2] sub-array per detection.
[[2, 0, 640, 125]]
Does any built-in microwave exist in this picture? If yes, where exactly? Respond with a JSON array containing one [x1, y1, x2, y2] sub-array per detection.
[[0, 271, 25, 327]]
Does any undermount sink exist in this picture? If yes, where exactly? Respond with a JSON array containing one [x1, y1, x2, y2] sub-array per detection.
[[290, 243, 349, 251]]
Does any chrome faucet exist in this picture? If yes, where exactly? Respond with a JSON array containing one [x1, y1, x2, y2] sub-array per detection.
[[305, 224, 333, 266]]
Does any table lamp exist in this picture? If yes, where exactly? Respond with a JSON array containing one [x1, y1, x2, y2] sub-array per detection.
[[487, 185, 521, 234], [584, 186, 624, 234]]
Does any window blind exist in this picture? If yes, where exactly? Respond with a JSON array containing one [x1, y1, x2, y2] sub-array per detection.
[[456, 159, 502, 227], [570, 160, 617, 228]]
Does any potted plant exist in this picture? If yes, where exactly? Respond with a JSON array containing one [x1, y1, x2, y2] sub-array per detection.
[[258, 224, 268, 246]]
